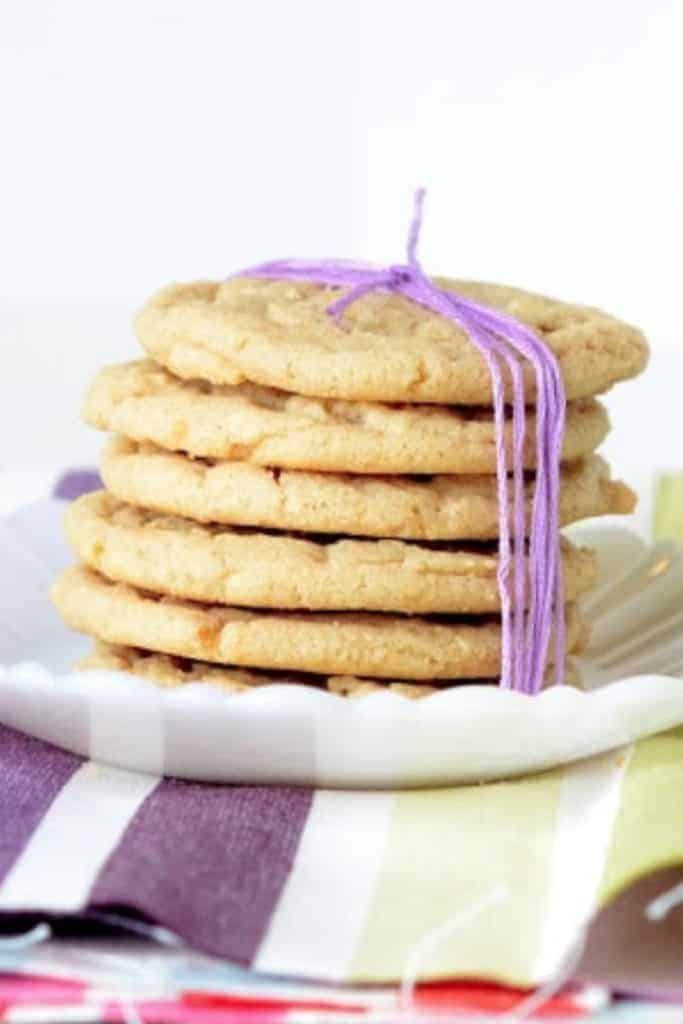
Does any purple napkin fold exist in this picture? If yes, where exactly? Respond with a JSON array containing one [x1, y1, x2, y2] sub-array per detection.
[[52, 469, 102, 501], [0, 722, 313, 963]]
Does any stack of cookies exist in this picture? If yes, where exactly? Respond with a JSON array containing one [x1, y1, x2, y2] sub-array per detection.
[[51, 277, 648, 698]]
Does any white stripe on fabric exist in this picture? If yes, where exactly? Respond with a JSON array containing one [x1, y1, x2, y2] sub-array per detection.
[[0, 761, 159, 913], [6, 1008, 100, 1023], [254, 789, 395, 980], [533, 746, 632, 981]]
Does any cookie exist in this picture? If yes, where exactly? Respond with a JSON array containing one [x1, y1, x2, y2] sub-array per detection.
[[51, 566, 587, 680], [101, 439, 636, 541], [78, 642, 581, 698], [77, 642, 440, 697], [66, 491, 598, 614], [135, 278, 648, 404], [84, 360, 609, 474]]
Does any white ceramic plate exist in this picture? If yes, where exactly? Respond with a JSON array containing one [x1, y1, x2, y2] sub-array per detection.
[[1, 500, 682, 788]]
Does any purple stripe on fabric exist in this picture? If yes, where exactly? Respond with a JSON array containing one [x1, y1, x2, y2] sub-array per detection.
[[53, 469, 102, 501], [0, 725, 82, 884], [89, 782, 313, 963]]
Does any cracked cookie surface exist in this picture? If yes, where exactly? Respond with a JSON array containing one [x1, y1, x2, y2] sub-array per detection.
[[84, 359, 610, 474], [136, 277, 649, 404], [67, 490, 598, 614], [101, 439, 636, 541], [52, 565, 587, 680]]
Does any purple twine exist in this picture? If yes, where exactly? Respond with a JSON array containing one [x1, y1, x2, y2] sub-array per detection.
[[240, 190, 566, 694]]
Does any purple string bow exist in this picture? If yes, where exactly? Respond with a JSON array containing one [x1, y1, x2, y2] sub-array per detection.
[[242, 190, 566, 694]]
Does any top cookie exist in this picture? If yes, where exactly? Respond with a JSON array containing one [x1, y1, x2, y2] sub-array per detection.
[[136, 278, 649, 404]]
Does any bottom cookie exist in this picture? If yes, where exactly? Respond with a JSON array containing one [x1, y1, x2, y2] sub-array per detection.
[[78, 643, 582, 699]]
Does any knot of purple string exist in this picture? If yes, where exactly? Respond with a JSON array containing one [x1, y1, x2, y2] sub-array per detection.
[[242, 190, 567, 694]]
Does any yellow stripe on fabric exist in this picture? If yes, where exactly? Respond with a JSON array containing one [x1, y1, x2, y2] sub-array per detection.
[[599, 727, 683, 906], [349, 768, 564, 986], [654, 473, 683, 542]]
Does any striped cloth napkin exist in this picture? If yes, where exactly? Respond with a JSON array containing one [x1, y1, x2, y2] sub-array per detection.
[[0, 470, 682, 994], [2, 721, 683, 990]]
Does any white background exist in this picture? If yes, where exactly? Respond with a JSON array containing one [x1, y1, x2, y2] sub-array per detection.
[[1, 0, 681, 526]]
